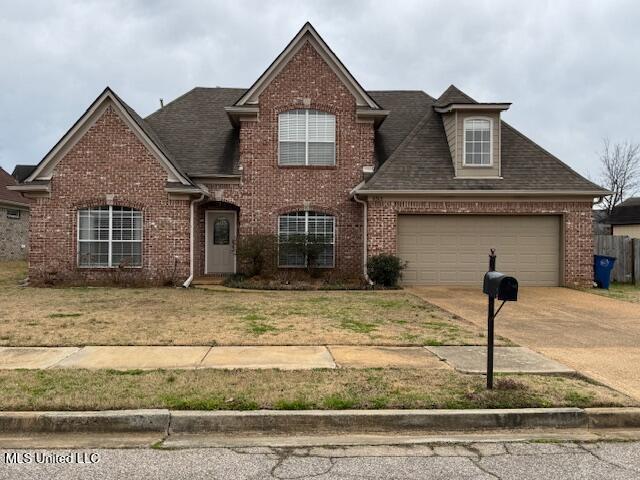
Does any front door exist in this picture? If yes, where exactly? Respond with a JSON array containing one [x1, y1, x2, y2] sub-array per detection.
[[206, 211, 236, 274]]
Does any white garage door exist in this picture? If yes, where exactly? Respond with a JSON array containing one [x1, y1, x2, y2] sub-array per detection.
[[397, 215, 561, 286]]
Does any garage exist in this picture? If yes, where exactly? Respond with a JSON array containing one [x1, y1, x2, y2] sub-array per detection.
[[397, 215, 561, 286]]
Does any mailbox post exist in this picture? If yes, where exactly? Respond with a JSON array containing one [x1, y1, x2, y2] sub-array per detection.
[[482, 249, 518, 390], [487, 250, 496, 390]]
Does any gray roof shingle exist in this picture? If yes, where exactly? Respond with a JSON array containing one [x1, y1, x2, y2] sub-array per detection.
[[80, 84, 603, 195], [145, 88, 245, 177], [606, 197, 640, 225], [434, 84, 475, 107], [361, 86, 606, 193], [11, 165, 36, 183], [368, 91, 434, 166]]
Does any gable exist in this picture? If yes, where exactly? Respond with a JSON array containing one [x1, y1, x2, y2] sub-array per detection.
[[235, 23, 380, 109], [25, 88, 192, 186]]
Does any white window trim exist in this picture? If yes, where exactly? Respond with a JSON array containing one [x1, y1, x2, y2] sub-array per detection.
[[462, 116, 493, 167], [278, 109, 336, 166], [277, 211, 336, 268], [77, 206, 143, 269]]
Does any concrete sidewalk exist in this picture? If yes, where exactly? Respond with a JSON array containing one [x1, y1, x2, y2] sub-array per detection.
[[0, 345, 572, 372]]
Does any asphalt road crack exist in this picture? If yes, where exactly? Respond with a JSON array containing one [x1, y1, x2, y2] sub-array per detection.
[[577, 443, 637, 474]]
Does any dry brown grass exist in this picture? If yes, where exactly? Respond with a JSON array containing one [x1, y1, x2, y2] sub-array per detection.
[[587, 283, 640, 304], [0, 262, 500, 347], [0, 368, 631, 411]]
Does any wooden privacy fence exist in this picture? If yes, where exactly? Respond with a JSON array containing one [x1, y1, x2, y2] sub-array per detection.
[[594, 235, 640, 285]]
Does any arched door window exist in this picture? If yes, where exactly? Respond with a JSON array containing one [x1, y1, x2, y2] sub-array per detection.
[[213, 217, 230, 245]]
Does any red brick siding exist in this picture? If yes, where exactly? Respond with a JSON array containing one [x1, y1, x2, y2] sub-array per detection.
[[231, 41, 373, 274], [29, 105, 191, 282], [367, 198, 594, 287]]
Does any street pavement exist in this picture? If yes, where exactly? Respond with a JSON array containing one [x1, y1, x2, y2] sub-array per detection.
[[2, 440, 640, 479]]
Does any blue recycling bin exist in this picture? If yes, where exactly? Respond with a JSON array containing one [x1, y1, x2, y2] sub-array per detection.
[[594, 255, 616, 289]]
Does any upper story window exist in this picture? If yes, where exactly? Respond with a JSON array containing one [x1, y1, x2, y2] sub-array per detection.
[[278, 109, 336, 166], [464, 118, 492, 166], [278, 211, 335, 268], [6, 209, 21, 219], [78, 206, 142, 268]]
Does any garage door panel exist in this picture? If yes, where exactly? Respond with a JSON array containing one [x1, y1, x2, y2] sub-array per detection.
[[398, 215, 560, 286]]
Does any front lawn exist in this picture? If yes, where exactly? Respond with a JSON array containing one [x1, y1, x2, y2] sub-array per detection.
[[587, 282, 640, 303], [0, 262, 497, 347], [0, 368, 632, 411]]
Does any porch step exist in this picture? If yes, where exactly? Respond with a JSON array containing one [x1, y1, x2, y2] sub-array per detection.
[[192, 276, 226, 286]]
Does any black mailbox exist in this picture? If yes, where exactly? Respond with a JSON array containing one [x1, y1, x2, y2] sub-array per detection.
[[483, 271, 518, 301]]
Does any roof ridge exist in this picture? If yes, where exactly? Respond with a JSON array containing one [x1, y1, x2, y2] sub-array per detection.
[[435, 84, 477, 106], [501, 121, 605, 191]]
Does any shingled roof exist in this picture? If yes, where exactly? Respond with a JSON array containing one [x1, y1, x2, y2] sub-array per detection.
[[11, 165, 36, 183], [142, 88, 433, 177], [434, 84, 475, 107], [15, 84, 605, 195], [146, 88, 245, 177], [360, 86, 607, 194], [0, 168, 30, 207], [606, 198, 640, 225]]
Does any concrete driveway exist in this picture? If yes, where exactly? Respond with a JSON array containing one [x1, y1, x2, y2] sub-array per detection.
[[409, 286, 640, 400]]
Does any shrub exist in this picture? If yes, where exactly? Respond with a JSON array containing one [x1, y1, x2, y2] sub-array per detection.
[[278, 234, 327, 277], [236, 234, 277, 277], [367, 254, 407, 287]]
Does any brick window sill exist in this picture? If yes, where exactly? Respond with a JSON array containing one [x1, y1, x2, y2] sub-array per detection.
[[76, 267, 143, 271], [278, 165, 337, 171]]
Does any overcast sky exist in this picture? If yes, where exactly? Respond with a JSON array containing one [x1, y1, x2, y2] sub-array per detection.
[[1, 0, 638, 181]]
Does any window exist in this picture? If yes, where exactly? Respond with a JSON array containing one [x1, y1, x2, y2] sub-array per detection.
[[464, 118, 492, 165], [78, 206, 142, 268], [278, 211, 335, 268], [6, 209, 21, 219], [213, 217, 230, 245], [279, 109, 336, 166]]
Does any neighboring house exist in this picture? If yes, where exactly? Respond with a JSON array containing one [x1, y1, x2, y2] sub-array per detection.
[[12, 164, 37, 184], [606, 198, 640, 238], [10, 23, 607, 287], [592, 209, 612, 235], [0, 168, 30, 260]]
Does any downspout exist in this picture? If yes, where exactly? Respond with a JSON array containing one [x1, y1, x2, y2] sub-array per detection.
[[183, 193, 205, 288], [353, 193, 373, 285]]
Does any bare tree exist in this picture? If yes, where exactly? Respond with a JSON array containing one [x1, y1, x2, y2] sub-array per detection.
[[599, 138, 640, 214]]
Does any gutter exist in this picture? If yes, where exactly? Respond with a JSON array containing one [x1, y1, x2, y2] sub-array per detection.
[[182, 193, 206, 288], [7, 184, 50, 193], [353, 189, 612, 197], [0, 199, 31, 209], [350, 183, 373, 285]]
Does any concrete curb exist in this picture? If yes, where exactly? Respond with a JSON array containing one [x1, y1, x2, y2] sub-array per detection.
[[586, 408, 640, 429], [0, 410, 170, 433], [168, 408, 587, 434], [1, 408, 638, 434]]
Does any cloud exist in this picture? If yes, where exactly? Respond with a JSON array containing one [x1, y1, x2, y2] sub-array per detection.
[[1, 0, 638, 181]]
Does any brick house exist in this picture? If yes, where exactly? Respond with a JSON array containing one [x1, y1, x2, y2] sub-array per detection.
[[11, 23, 607, 287], [0, 168, 30, 260]]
